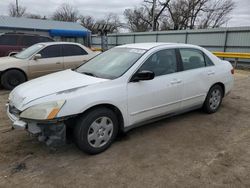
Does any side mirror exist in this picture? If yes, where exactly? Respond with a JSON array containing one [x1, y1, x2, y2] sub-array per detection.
[[131, 70, 155, 82], [34, 54, 42, 60]]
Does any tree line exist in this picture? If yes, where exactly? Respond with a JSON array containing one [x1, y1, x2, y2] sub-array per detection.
[[8, 0, 235, 33]]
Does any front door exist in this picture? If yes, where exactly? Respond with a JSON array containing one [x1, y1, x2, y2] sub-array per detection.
[[29, 45, 64, 78], [127, 48, 183, 126]]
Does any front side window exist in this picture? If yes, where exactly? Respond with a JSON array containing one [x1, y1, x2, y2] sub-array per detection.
[[62, 44, 88, 56], [139, 49, 178, 77], [39, 45, 61, 59], [76, 48, 146, 79], [179, 49, 206, 71]]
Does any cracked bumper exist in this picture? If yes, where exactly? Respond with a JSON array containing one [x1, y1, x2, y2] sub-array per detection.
[[6, 104, 27, 130], [6, 103, 66, 146]]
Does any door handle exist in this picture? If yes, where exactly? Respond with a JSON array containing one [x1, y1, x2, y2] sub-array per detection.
[[56, 62, 61, 64], [207, 71, 215, 75], [171, 79, 182, 85]]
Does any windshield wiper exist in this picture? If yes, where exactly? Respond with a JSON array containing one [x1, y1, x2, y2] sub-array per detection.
[[82, 72, 98, 77]]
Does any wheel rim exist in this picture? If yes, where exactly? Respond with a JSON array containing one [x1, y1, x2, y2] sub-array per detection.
[[9, 77, 20, 86], [87, 116, 114, 148], [209, 89, 222, 110]]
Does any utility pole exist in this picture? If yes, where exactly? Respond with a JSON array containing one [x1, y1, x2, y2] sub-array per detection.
[[16, 0, 19, 16], [152, 0, 156, 31]]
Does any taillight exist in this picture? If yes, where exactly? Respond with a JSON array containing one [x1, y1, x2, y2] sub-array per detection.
[[231, 68, 234, 74]]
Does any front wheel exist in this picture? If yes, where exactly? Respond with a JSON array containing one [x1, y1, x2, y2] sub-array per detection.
[[203, 85, 223, 114], [1, 70, 26, 90], [74, 107, 119, 154]]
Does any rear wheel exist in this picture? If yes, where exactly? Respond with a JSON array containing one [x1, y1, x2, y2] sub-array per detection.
[[1, 70, 26, 90], [74, 107, 119, 154], [203, 85, 223, 114]]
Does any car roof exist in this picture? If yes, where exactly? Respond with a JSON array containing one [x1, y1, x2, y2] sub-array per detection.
[[39, 41, 82, 46], [117, 42, 201, 50]]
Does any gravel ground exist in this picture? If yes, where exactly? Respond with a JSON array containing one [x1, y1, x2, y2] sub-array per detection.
[[0, 70, 249, 188]]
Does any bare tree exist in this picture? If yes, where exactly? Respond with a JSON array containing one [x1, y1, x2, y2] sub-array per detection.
[[124, 0, 235, 31], [8, 2, 26, 17], [164, 0, 209, 30], [94, 13, 123, 33], [124, 7, 152, 32], [52, 3, 79, 22], [198, 0, 235, 28], [143, 0, 171, 31], [26, 14, 42, 19], [79, 15, 95, 30], [124, 0, 171, 32]]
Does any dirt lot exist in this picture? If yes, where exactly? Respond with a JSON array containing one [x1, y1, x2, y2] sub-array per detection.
[[0, 70, 249, 188]]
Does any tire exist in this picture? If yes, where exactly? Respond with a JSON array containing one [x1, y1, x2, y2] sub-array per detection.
[[203, 85, 223, 114], [74, 107, 119, 154], [1, 70, 26, 90]]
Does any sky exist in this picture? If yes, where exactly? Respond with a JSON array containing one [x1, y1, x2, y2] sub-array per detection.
[[0, 0, 249, 27]]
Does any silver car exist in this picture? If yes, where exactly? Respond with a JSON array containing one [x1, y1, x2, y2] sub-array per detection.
[[0, 42, 96, 90]]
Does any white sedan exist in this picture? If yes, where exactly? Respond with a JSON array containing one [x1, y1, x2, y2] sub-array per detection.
[[7, 43, 234, 154]]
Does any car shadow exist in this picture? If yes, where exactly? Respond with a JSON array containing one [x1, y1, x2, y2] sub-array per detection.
[[116, 108, 205, 142]]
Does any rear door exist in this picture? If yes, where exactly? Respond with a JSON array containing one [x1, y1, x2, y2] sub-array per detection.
[[177, 48, 216, 109], [28, 45, 64, 78], [62, 44, 90, 69]]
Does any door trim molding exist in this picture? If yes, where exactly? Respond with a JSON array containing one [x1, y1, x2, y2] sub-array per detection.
[[130, 93, 205, 116]]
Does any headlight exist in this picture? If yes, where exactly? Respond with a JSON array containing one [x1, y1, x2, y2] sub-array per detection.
[[20, 100, 65, 120]]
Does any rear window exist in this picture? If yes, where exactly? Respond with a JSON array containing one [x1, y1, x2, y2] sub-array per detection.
[[0, 35, 18, 45]]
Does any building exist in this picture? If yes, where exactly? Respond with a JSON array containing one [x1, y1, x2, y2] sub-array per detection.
[[0, 16, 91, 46]]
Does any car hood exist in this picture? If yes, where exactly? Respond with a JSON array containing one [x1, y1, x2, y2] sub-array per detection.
[[9, 69, 108, 109]]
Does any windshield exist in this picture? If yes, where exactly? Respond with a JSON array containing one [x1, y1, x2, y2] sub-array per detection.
[[76, 48, 146, 79], [15, 43, 45, 59]]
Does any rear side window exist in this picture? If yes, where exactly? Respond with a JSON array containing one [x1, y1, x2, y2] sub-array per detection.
[[204, 54, 214, 66], [0, 35, 18, 45], [62, 44, 88, 56], [179, 49, 206, 71], [39, 45, 62, 58]]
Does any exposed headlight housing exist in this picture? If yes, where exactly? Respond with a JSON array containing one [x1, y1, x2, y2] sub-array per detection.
[[20, 100, 65, 120]]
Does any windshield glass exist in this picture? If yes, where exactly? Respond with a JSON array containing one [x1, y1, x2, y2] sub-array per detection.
[[76, 48, 146, 79], [15, 44, 45, 59]]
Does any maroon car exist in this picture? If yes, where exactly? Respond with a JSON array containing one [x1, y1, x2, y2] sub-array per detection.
[[0, 32, 54, 57]]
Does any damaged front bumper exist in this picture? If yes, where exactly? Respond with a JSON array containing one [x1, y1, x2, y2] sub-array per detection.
[[6, 103, 66, 147]]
